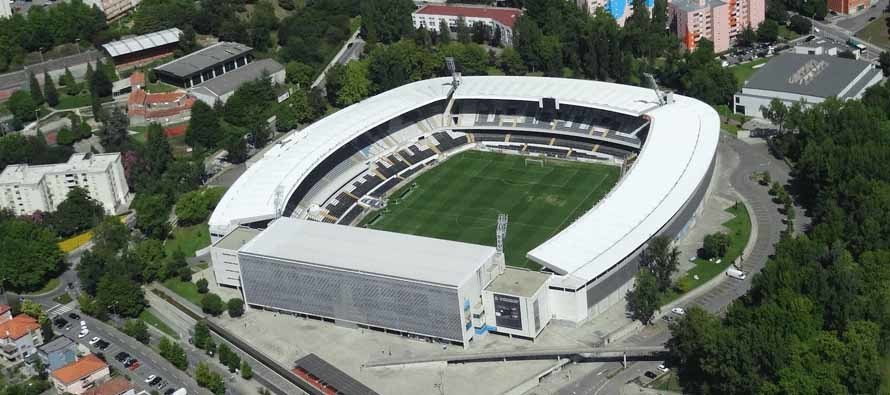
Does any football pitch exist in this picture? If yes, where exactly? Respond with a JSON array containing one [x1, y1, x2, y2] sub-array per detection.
[[360, 150, 621, 269]]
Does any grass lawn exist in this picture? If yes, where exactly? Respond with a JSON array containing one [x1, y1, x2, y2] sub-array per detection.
[[53, 293, 73, 305], [164, 222, 210, 258], [360, 150, 620, 269], [55, 93, 92, 110], [145, 82, 179, 93], [729, 58, 769, 84], [650, 371, 682, 392], [663, 202, 751, 303], [162, 278, 203, 306], [856, 15, 890, 50], [139, 310, 179, 339], [778, 25, 802, 41], [33, 278, 60, 295]]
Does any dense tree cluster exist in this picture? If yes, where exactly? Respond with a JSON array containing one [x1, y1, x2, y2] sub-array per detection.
[[0, 1, 106, 72], [0, 211, 65, 292], [626, 236, 680, 324], [195, 362, 226, 395], [159, 337, 189, 370], [0, 134, 72, 172], [122, 319, 150, 344], [174, 187, 225, 226], [278, 0, 359, 76], [667, 81, 890, 394], [217, 343, 241, 373]]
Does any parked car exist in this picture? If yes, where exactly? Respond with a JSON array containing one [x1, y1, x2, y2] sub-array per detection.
[[79, 320, 87, 328], [127, 361, 140, 371], [726, 267, 747, 280], [114, 352, 129, 362], [95, 340, 110, 350], [149, 377, 163, 386], [658, 364, 670, 373], [145, 375, 157, 384], [645, 371, 658, 379], [123, 357, 137, 368], [88, 337, 101, 345], [77, 329, 89, 338], [671, 307, 686, 316], [68, 313, 80, 320], [163, 389, 176, 395]]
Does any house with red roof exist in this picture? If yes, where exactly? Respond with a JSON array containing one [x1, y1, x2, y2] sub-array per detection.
[[51, 354, 111, 394], [127, 87, 195, 125], [412, 4, 522, 46], [0, 310, 44, 365]]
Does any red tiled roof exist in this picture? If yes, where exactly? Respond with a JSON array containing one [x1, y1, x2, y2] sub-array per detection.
[[0, 314, 39, 340], [82, 377, 133, 395], [415, 5, 523, 28], [128, 88, 147, 106], [145, 91, 186, 105], [52, 354, 108, 385], [0, 305, 11, 315], [164, 124, 187, 138], [130, 72, 145, 87]]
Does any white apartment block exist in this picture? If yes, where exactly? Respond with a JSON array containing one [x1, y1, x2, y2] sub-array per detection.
[[412, 4, 522, 47], [0, 153, 130, 216], [83, 0, 141, 20], [0, 0, 12, 19]]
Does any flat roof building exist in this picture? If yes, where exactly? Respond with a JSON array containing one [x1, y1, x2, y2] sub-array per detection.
[[188, 58, 286, 105], [412, 4, 522, 46], [0, 153, 131, 216], [154, 42, 253, 89], [102, 28, 182, 69], [734, 53, 884, 118], [670, 0, 765, 53], [210, 226, 261, 288]]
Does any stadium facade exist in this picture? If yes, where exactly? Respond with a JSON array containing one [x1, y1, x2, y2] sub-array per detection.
[[208, 76, 719, 346]]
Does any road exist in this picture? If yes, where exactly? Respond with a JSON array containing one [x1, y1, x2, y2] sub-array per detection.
[[555, 134, 793, 394], [0, 50, 101, 91], [50, 311, 207, 394], [807, 10, 889, 57]]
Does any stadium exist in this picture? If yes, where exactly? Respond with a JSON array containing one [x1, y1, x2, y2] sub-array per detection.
[[208, 76, 720, 347]]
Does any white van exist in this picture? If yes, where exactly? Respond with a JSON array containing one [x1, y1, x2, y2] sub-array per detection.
[[726, 268, 747, 280]]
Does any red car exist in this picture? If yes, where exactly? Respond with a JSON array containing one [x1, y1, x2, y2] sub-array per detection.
[[127, 361, 140, 371]]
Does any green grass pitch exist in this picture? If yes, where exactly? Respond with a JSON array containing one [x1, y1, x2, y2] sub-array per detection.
[[360, 150, 621, 270]]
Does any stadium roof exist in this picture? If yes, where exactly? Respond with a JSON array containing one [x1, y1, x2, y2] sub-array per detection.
[[154, 42, 252, 78], [101, 28, 182, 58], [189, 58, 284, 97], [414, 5, 523, 28], [239, 217, 495, 287], [742, 53, 879, 99], [210, 76, 719, 284]]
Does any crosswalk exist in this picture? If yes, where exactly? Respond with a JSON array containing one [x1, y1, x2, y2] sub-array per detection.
[[47, 303, 74, 317]]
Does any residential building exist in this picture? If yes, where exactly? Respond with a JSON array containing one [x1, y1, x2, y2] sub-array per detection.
[[127, 88, 195, 125], [101, 28, 182, 69], [412, 4, 522, 46], [112, 72, 147, 97], [38, 336, 78, 371], [670, 0, 765, 53], [0, 311, 44, 365], [827, 0, 874, 14], [733, 53, 884, 117], [154, 42, 253, 88], [576, 0, 653, 25], [0, 0, 12, 19], [794, 37, 859, 58], [82, 377, 135, 395], [83, 0, 140, 20], [188, 58, 286, 106], [0, 153, 131, 216], [51, 354, 111, 395]]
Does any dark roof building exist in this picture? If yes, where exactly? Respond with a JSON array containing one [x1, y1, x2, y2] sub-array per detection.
[[188, 58, 286, 105], [153, 42, 254, 88], [733, 53, 884, 118], [292, 353, 379, 395]]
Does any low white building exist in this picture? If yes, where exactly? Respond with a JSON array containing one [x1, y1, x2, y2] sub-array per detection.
[[0, 153, 131, 216], [734, 53, 884, 118], [412, 4, 522, 46], [209, 226, 261, 288], [83, 0, 140, 20], [188, 58, 286, 106]]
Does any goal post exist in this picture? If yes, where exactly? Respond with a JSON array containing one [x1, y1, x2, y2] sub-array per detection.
[[525, 158, 545, 167]]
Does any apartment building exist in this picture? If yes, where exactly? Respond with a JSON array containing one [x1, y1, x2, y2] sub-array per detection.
[[0, 0, 12, 19], [576, 0, 653, 25], [83, 0, 140, 20], [0, 307, 44, 365], [51, 354, 111, 395], [412, 4, 523, 46], [0, 153, 130, 216], [671, 0, 765, 53]]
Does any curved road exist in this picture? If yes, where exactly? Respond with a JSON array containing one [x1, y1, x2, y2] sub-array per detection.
[[554, 133, 792, 395]]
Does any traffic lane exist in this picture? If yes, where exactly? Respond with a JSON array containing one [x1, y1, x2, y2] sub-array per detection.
[[835, 0, 889, 31], [53, 313, 207, 395]]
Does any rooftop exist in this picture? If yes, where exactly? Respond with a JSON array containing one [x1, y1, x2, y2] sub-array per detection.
[[189, 58, 284, 97], [293, 353, 379, 395], [102, 28, 182, 58], [743, 53, 877, 98], [414, 4, 523, 28], [0, 153, 121, 185], [52, 354, 108, 385], [0, 314, 39, 340], [154, 42, 252, 78], [485, 268, 550, 298], [670, 0, 726, 12], [214, 226, 261, 250], [0, 304, 9, 315], [239, 217, 495, 287], [82, 377, 133, 395], [39, 336, 76, 353]]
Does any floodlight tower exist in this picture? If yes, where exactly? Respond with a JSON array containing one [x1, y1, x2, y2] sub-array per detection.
[[494, 213, 508, 273], [273, 184, 284, 218], [445, 57, 462, 91], [643, 73, 674, 106]]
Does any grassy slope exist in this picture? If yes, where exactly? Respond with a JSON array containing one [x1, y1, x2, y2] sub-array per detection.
[[164, 222, 210, 258], [730, 58, 769, 85], [139, 310, 179, 339], [162, 278, 203, 306], [362, 150, 620, 269], [856, 15, 890, 49]]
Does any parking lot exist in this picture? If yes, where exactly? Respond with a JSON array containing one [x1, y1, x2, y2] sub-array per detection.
[[49, 309, 204, 395]]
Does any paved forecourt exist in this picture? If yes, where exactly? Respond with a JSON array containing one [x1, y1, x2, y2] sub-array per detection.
[[362, 150, 620, 269]]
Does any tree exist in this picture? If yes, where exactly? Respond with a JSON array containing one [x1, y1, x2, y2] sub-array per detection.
[[360, 0, 415, 44], [285, 61, 315, 88], [626, 270, 660, 325], [7, 91, 38, 122], [643, 236, 680, 292], [63, 68, 80, 96], [43, 71, 59, 107], [241, 360, 253, 379], [702, 232, 730, 259], [456, 17, 472, 43], [196, 278, 209, 294], [193, 321, 212, 349], [224, 79, 277, 128], [757, 19, 779, 43], [223, 134, 248, 164], [133, 239, 165, 282], [122, 319, 151, 344], [28, 72, 45, 107], [471, 21, 490, 44], [159, 336, 189, 370], [736, 26, 757, 48], [499, 47, 528, 75], [21, 300, 47, 323], [90, 59, 112, 98], [227, 298, 244, 318], [335, 61, 371, 107], [175, 188, 225, 226], [133, 193, 171, 240], [185, 101, 220, 150], [760, 98, 789, 133], [201, 293, 225, 316], [438, 19, 451, 44], [789, 14, 813, 35], [140, 123, 173, 180], [92, 216, 129, 253], [95, 274, 146, 317], [196, 362, 226, 394], [879, 51, 890, 77], [97, 106, 129, 150], [40, 317, 54, 341], [47, 187, 105, 237]]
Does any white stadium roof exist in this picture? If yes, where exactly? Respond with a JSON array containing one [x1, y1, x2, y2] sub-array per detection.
[[210, 76, 719, 284], [239, 217, 496, 287], [101, 28, 183, 58]]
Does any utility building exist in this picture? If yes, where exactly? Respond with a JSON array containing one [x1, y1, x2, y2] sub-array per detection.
[[153, 42, 253, 88]]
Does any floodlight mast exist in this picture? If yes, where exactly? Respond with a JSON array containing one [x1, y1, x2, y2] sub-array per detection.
[[496, 213, 508, 255], [445, 57, 461, 91], [643, 73, 673, 106]]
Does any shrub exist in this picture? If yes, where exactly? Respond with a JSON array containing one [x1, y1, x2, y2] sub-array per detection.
[[201, 294, 225, 316], [196, 278, 209, 294], [227, 298, 244, 318]]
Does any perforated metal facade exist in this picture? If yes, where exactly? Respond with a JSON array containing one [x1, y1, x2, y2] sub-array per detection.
[[240, 253, 465, 342]]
